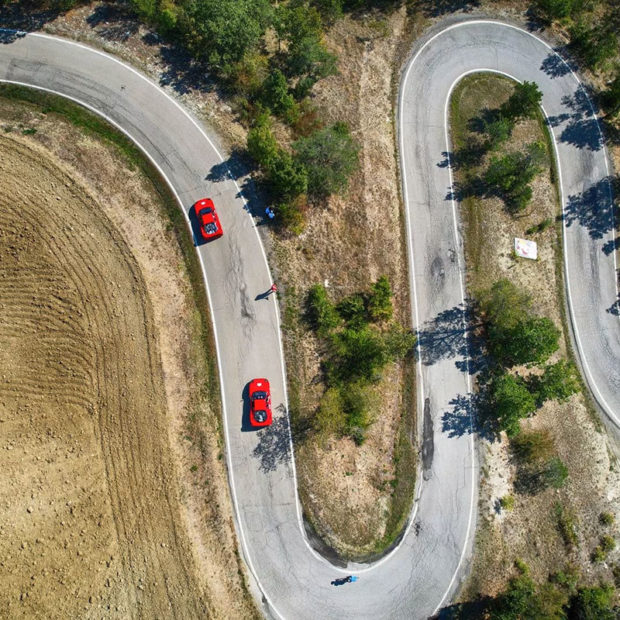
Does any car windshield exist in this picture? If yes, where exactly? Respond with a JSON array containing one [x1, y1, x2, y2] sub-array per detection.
[[252, 391, 267, 400], [200, 207, 213, 215], [254, 410, 267, 422]]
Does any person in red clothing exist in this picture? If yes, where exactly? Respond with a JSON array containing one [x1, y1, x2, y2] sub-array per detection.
[[270, 283, 277, 294]]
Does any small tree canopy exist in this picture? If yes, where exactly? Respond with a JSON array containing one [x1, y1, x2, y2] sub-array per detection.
[[294, 122, 359, 198], [247, 114, 279, 166], [569, 584, 617, 620], [490, 373, 537, 437], [534, 360, 581, 404], [501, 81, 543, 120], [367, 275, 393, 322], [182, 0, 272, 72], [492, 316, 560, 366]]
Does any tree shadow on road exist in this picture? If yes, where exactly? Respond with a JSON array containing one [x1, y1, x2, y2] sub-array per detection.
[[563, 175, 617, 241], [441, 390, 499, 442], [252, 411, 292, 473], [539, 49, 574, 79], [417, 303, 486, 375]]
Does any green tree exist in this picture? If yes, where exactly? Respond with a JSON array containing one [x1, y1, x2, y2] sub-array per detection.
[[493, 573, 538, 619], [568, 584, 617, 620], [384, 324, 416, 360], [267, 150, 308, 199], [534, 0, 576, 22], [367, 275, 393, 321], [260, 69, 298, 121], [484, 143, 544, 212], [534, 360, 580, 404], [181, 0, 272, 72], [569, 22, 618, 70], [294, 122, 359, 198], [501, 81, 543, 121], [489, 373, 537, 437], [478, 279, 531, 332], [602, 71, 620, 118], [329, 325, 387, 383], [484, 114, 514, 149], [336, 293, 366, 327], [306, 284, 341, 335], [492, 317, 560, 366], [247, 114, 279, 166]]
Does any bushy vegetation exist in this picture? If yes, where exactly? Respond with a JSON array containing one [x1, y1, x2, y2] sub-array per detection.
[[449, 561, 618, 619], [305, 278, 414, 444], [484, 142, 546, 212], [479, 279, 560, 368], [476, 279, 578, 451]]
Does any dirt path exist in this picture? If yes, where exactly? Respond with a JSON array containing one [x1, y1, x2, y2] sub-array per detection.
[[0, 99, 256, 618]]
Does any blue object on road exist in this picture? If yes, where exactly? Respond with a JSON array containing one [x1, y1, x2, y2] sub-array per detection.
[[350, 576, 358, 582]]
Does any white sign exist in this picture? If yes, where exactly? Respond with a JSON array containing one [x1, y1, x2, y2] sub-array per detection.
[[514, 237, 537, 260]]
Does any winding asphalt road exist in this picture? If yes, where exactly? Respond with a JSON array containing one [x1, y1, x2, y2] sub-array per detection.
[[0, 18, 617, 620]]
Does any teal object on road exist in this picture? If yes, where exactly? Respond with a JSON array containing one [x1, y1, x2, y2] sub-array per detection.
[[350, 576, 358, 582]]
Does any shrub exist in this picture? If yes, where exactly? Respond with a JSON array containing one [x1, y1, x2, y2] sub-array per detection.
[[315, 387, 346, 437], [541, 457, 568, 489], [367, 275, 393, 322], [384, 323, 416, 360], [276, 195, 307, 234], [478, 279, 532, 332], [306, 284, 340, 335], [600, 535, 616, 553], [526, 217, 553, 235], [294, 122, 359, 198], [551, 563, 580, 594], [247, 114, 279, 166], [569, 584, 616, 619], [599, 512, 615, 526], [489, 373, 537, 437], [500, 494, 515, 510], [515, 457, 568, 494], [533, 360, 580, 404], [510, 429, 555, 464], [554, 503, 578, 548]]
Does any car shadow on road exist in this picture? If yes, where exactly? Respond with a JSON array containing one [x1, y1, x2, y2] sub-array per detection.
[[252, 411, 292, 473]]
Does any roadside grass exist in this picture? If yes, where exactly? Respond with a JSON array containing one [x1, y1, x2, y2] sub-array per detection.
[[0, 84, 221, 409]]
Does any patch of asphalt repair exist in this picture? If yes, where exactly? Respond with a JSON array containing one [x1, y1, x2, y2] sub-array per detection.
[[422, 397, 434, 481]]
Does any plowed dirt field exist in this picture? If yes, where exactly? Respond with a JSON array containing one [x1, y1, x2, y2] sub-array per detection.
[[0, 102, 255, 619]]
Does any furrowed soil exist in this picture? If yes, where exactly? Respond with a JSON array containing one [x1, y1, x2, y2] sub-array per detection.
[[451, 74, 620, 599], [0, 99, 257, 618]]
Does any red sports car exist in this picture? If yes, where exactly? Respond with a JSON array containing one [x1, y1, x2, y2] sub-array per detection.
[[194, 198, 223, 240], [249, 378, 272, 427]]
